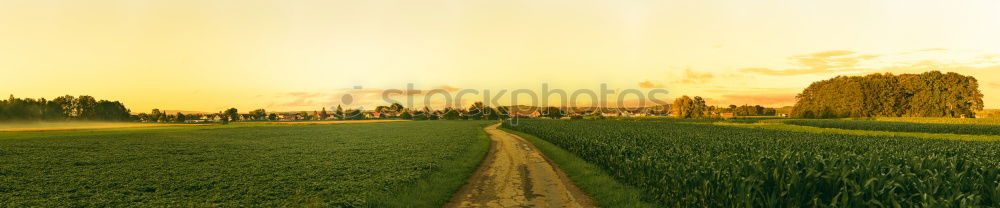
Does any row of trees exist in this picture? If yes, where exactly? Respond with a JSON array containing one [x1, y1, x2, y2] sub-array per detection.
[[792, 71, 984, 118], [0, 95, 131, 121], [2, 95, 783, 123], [724, 105, 778, 116], [379, 102, 515, 120], [136, 109, 183, 123], [672, 96, 782, 118]]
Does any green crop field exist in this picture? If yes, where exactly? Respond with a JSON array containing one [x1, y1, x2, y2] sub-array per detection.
[[0, 121, 490, 207], [504, 119, 1000, 207], [786, 119, 1000, 136], [873, 117, 1000, 125]]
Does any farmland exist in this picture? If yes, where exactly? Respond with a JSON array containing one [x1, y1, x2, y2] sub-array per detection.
[[786, 119, 1000, 136], [0, 121, 491, 207], [0, 122, 205, 132], [873, 117, 1000, 125], [503, 119, 1000, 207]]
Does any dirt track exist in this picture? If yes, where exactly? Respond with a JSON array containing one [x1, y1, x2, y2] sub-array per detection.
[[446, 124, 593, 208]]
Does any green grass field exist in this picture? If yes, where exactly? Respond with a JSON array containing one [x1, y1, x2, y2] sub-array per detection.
[[504, 119, 1000, 207], [786, 119, 1000, 136], [0, 121, 491, 207], [872, 117, 1000, 125], [0, 121, 142, 129], [718, 120, 1000, 142]]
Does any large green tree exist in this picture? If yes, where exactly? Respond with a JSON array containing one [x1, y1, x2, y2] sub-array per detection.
[[389, 103, 404, 114], [249, 109, 267, 120], [224, 108, 239, 121], [792, 71, 983, 118], [319, 107, 329, 120], [443, 108, 460, 120], [672, 95, 709, 118], [334, 105, 345, 120], [467, 102, 485, 120], [672, 96, 694, 118]]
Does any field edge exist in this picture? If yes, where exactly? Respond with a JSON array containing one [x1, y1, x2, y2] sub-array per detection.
[[716, 121, 1000, 142], [365, 121, 494, 207], [500, 127, 656, 208]]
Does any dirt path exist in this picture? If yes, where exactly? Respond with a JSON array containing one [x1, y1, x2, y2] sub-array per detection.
[[446, 124, 594, 208]]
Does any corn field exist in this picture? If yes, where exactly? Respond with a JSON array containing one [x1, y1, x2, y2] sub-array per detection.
[[786, 119, 1000, 136], [504, 119, 1000, 207]]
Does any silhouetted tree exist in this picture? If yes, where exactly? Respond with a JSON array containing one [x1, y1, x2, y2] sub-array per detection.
[[496, 106, 511, 120], [400, 109, 413, 119], [390, 103, 404, 114], [443, 108, 460, 120], [485, 106, 500, 120], [335, 105, 345, 120], [319, 107, 329, 120], [467, 102, 485, 120]]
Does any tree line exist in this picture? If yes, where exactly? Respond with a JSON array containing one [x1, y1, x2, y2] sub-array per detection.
[[132, 102, 521, 124], [792, 71, 984, 118], [671, 96, 780, 118], [372, 102, 514, 120], [3, 94, 789, 122], [0, 95, 131, 121], [726, 105, 778, 116]]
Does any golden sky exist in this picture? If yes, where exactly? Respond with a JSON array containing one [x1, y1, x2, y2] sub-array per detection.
[[2, 0, 999, 112]]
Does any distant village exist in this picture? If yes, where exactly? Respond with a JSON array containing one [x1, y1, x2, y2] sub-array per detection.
[[5, 92, 995, 123], [0, 94, 803, 123], [136, 103, 794, 123]]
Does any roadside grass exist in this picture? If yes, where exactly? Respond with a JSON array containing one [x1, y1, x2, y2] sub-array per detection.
[[716, 121, 1000, 141], [501, 127, 656, 208], [367, 121, 493, 207]]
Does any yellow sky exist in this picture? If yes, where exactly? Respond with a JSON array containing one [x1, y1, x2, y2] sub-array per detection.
[[2, 0, 999, 112]]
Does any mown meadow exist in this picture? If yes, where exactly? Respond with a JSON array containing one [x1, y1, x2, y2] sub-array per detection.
[[0, 121, 491, 207], [504, 119, 1000, 207]]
